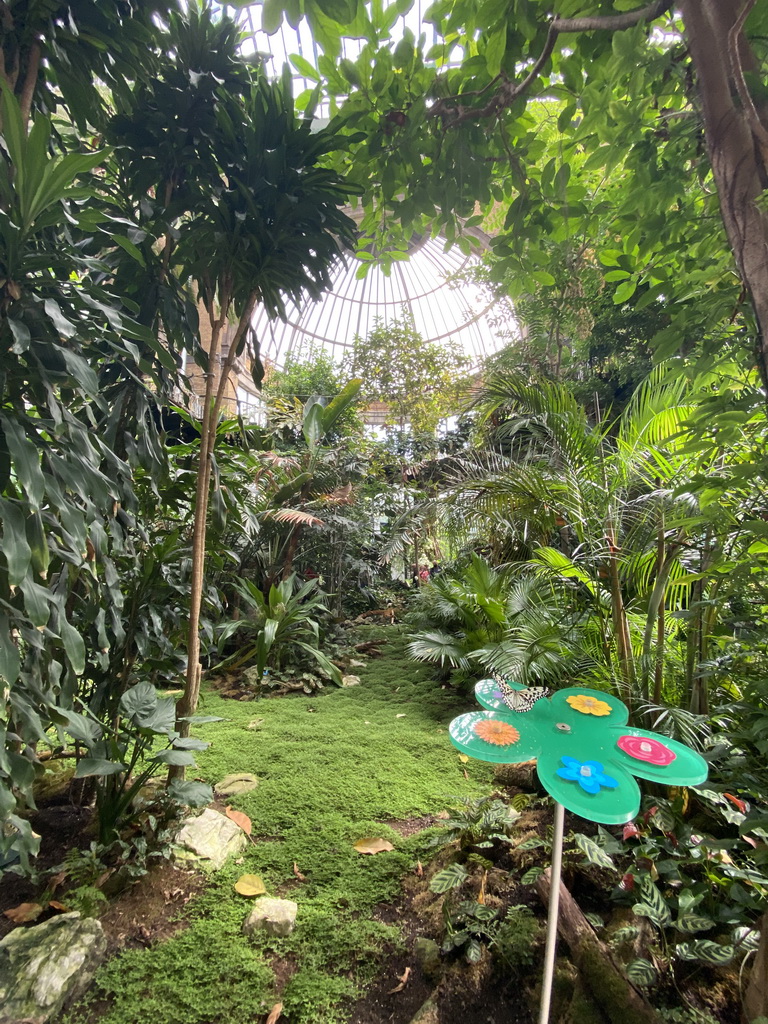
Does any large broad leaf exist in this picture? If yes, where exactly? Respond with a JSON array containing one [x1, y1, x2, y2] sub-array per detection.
[[319, 378, 362, 435], [625, 958, 657, 987], [74, 758, 127, 778], [171, 737, 210, 751], [167, 779, 213, 807], [302, 400, 325, 450], [120, 682, 158, 723], [148, 749, 196, 766], [59, 710, 103, 746]]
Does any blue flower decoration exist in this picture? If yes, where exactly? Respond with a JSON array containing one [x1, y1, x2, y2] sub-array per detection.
[[557, 756, 618, 795]]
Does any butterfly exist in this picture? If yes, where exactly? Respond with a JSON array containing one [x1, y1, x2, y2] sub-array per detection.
[[491, 673, 552, 713]]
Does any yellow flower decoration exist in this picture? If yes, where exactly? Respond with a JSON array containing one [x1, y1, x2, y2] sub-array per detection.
[[473, 719, 520, 746], [566, 694, 612, 717]]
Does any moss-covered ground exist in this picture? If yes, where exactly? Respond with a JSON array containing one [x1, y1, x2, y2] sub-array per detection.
[[64, 627, 494, 1024]]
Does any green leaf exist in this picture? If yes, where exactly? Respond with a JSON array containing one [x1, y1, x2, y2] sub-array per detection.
[[74, 757, 127, 778], [675, 940, 735, 965], [625, 958, 657, 987], [59, 711, 103, 746], [635, 876, 672, 927], [172, 737, 210, 751], [429, 862, 469, 893], [485, 26, 506, 76], [676, 912, 715, 934], [521, 866, 544, 884], [148, 749, 196, 766], [59, 615, 86, 675], [613, 278, 637, 305], [290, 55, 320, 81], [167, 780, 213, 807], [574, 833, 615, 871], [0, 499, 31, 585]]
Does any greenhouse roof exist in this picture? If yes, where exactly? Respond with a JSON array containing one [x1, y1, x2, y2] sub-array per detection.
[[250, 235, 512, 369]]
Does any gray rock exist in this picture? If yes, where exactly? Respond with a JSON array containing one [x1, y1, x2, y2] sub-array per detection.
[[414, 937, 442, 982], [214, 772, 259, 798], [243, 897, 298, 938], [174, 807, 247, 870], [0, 912, 106, 1024]]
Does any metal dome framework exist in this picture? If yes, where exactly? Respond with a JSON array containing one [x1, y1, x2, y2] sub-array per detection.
[[251, 235, 509, 369], [218, 1, 514, 371]]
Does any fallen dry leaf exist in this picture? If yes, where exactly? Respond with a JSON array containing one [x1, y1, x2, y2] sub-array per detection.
[[293, 862, 307, 882], [234, 874, 266, 896], [435, 810, 450, 820], [457, 753, 469, 763], [265, 1003, 283, 1024], [226, 806, 252, 835], [463, 768, 469, 780], [353, 837, 395, 855], [3, 902, 43, 924], [415, 860, 423, 877], [387, 967, 411, 994], [48, 870, 67, 892], [48, 900, 69, 912]]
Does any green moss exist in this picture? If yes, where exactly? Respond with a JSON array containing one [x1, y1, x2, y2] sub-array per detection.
[[64, 921, 275, 1024], [65, 629, 493, 1024]]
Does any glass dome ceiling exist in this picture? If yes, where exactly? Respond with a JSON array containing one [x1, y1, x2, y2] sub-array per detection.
[[251, 236, 511, 369], [220, 2, 513, 369]]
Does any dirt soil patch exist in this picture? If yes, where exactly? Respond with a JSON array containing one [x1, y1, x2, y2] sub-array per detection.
[[97, 860, 205, 956]]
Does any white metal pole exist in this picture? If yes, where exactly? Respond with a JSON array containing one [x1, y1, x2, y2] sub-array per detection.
[[538, 801, 566, 1024]]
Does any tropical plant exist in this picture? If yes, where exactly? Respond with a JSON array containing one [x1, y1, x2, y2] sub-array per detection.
[[57, 683, 216, 843], [103, 4, 361, 745], [0, 80, 178, 868], [401, 369, 748, 712], [427, 794, 521, 853], [217, 575, 342, 685]]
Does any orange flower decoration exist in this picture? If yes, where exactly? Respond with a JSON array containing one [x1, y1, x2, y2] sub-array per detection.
[[473, 719, 520, 746], [566, 694, 612, 717]]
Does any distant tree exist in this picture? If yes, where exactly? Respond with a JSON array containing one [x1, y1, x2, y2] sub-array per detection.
[[347, 312, 469, 435]]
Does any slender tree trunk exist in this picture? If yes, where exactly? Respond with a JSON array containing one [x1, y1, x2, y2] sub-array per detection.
[[680, 0, 768, 388], [175, 289, 257, 750]]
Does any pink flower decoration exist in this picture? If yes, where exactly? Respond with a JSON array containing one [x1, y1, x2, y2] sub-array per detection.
[[617, 734, 676, 766]]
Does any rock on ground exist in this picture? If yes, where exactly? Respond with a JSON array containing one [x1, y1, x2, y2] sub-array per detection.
[[174, 807, 247, 870], [214, 772, 259, 798], [243, 897, 298, 938], [0, 911, 106, 1024]]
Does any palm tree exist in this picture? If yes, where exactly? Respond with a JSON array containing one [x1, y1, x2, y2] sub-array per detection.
[[399, 368, 743, 713]]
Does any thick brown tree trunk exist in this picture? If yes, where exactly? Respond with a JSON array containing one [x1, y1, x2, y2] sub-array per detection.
[[680, 0, 768, 387]]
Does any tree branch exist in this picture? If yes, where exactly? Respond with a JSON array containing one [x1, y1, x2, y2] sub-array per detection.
[[551, 0, 673, 33], [429, 0, 674, 126], [19, 39, 41, 127]]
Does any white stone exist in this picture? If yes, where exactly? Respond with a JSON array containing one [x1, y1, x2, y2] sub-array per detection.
[[174, 807, 247, 869], [243, 897, 298, 938], [0, 912, 106, 1024]]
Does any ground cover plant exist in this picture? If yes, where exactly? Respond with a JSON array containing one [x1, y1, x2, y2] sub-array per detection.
[[60, 627, 495, 1024]]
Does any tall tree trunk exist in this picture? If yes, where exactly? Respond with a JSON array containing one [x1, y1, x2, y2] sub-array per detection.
[[680, 0, 768, 388], [174, 290, 257, 752]]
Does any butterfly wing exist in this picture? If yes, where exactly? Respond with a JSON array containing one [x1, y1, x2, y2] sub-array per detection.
[[495, 678, 552, 713]]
